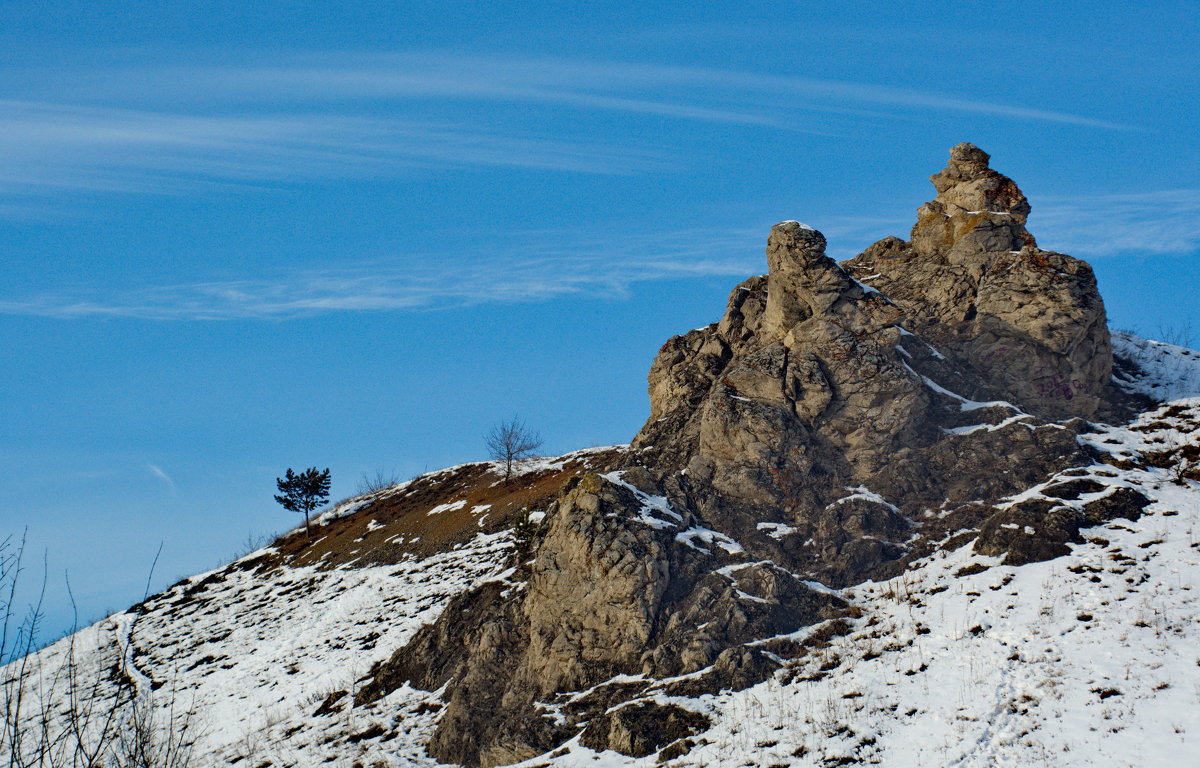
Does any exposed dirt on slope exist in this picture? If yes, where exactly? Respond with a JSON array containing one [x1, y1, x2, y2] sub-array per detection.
[[241, 448, 627, 572]]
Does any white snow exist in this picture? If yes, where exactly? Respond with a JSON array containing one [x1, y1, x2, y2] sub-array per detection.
[[496, 445, 627, 481], [675, 527, 745, 555], [757, 521, 800, 540], [903, 361, 1025, 413], [601, 471, 685, 530], [896, 326, 946, 360], [426, 499, 467, 515], [777, 220, 815, 231], [828, 486, 901, 514], [852, 278, 881, 295], [1112, 331, 1200, 401], [12, 529, 515, 767], [314, 497, 373, 526], [945, 413, 1034, 435]]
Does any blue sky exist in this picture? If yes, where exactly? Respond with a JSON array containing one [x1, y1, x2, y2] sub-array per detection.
[[3, 1, 1198, 640]]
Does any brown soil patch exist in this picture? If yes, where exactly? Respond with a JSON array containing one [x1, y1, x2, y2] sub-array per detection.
[[265, 448, 627, 570]]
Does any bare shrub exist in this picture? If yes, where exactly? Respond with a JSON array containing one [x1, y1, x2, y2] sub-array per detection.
[[1154, 321, 1195, 349], [1, 533, 202, 767], [356, 467, 400, 495]]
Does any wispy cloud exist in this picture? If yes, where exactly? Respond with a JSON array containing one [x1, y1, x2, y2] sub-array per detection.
[[0, 52, 1130, 199], [181, 54, 1130, 130], [147, 464, 176, 491], [0, 100, 662, 195], [1033, 190, 1200, 257], [0, 226, 770, 320], [7, 186, 1193, 322]]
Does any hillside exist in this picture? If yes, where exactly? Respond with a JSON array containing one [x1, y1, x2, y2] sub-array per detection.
[[5, 145, 1200, 768]]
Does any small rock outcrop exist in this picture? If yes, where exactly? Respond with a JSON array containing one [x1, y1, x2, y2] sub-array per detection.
[[975, 485, 1150, 565], [359, 144, 1123, 766]]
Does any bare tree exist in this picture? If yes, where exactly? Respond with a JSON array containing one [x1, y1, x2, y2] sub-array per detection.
[[484, 416, 543, 484], [1155, 320, 1195, 349]]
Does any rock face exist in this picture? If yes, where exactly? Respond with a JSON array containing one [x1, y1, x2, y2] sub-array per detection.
[[629, 154, 1101, 585], [359, 145, 1121, 765], [843, 142, 1111, 418], [637, 220, 929, 507], [360, 474, 847, 766]]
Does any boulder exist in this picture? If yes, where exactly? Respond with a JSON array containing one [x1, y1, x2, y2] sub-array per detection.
[[579, 702, 710, 758]]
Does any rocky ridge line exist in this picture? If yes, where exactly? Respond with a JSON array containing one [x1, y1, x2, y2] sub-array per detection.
[[357, 144, 1149, 765]]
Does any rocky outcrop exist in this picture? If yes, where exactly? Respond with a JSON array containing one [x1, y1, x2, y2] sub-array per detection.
[[578, 703, 710, 758], [360, 473, 847, 766], [843, 142, 1111, 418], [629, 168, 1099, 586], [636, 222, 930, 507], [360, 144, 1125, 766], [975, 484, 1150, 565]]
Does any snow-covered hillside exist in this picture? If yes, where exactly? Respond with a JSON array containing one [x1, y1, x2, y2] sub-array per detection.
[[496, 338, 1200, 767], [20, 529, 510, 767], [6, 335, 1200, 768], [540, 416, 1200, 767]]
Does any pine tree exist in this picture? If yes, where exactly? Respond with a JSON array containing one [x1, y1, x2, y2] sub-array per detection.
[[274, 467, 332, 537], [511, 507, 539, 560]]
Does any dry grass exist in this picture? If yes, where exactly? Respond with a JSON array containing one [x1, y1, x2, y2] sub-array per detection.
[[263, 449, 626, 570]]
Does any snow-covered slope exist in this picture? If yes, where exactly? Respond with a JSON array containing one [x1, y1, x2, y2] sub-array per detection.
[[25, 529, 511, 767], [1112, 330, 1200, 402], [539, 430, 1200, 767], [8, 335, 1200, 768], [510, 338, 1200, 767], [5, 450, 623, 767]]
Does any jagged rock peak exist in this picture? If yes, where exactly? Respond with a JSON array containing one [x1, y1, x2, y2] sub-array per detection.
[[948, 140, 990, 165], [912, 142, 1035, 257], [845, 142, 1111, 418], [766, 220, 826, 263], [932, 142, 1031, 219], [763, 219, 864, 335]]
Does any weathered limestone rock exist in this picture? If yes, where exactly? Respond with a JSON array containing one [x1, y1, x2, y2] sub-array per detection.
[[359, 144, 1124, 766], [630, 144, 1113, 588], [844, 142, 1111, 418], [912, 142, 1034, 258], [637, 219, 928, 505], [763, 222, 854, 333], [360, 474, 846, 766]]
